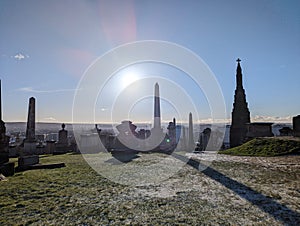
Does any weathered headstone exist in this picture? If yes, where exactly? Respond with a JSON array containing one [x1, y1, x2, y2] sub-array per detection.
[[45, 140, 55, 154], [197, 128, 211, 152], [54, 123, 70, 154]]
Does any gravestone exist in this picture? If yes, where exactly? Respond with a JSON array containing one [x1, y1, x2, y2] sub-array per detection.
[[197, 128, 211, 152], [45, 140, 55, 154], [54, 123, 70, 154]]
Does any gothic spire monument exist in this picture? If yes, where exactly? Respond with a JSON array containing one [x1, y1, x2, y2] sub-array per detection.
[[230, 59, 250, 147], [153, 82, 161, 129]]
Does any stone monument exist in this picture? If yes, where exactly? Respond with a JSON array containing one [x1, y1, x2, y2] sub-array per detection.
[[188, 112, 194, 150], [0, 80, 14, 176], [167, 118, 176, 145], [245, 122, 273, 139], [196, 128, 211, 152], [18, 97, 39, 171], [54, 123, 70, 154], [150, 83, 164, 151], [293, 115, 300, 137], [111, 121, 138, 162], [24, 97, 37, 154], [230, 59, 251, 147]]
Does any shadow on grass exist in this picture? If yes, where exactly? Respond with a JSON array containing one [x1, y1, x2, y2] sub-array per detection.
[[172, 153, 300, 225], [105, 155, 140, 165]]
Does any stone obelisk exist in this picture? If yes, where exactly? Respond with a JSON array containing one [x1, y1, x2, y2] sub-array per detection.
[[230, 59, 250, 147], [153, 83, 161, 129], [188, 112, 194, 150], [24, 97, 36, 154], [0, 80, 9, 165], [0, 80, 14, 176], [150, 83, 163, 151]]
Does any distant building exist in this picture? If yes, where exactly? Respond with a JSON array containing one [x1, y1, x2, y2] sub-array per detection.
[[293, 115, 300, 137], [230, 59, 251, 147]]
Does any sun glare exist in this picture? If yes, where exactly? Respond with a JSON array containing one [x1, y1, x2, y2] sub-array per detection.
[[120, 71, 140, 89]]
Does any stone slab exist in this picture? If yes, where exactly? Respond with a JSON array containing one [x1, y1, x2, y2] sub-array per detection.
[[18, 155, 39, 167]]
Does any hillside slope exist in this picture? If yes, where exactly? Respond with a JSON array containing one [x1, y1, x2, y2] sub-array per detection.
[[219, 137, 300, 157]]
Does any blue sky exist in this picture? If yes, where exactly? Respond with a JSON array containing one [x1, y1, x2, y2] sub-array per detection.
[[0, 0, 299, 124]]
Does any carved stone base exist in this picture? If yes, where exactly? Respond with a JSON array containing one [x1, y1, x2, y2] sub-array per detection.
[[24, 142, 36, 155], [0, 162, 15, 176]]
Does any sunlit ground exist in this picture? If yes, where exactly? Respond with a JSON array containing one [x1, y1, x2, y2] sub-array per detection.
[[0, 153, 299, 225]]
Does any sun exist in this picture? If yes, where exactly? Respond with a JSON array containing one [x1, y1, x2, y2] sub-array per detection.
[[119, 70, 140, 89]]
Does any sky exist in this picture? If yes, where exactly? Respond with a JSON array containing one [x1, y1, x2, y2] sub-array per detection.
[[0, 0, 299, 124]]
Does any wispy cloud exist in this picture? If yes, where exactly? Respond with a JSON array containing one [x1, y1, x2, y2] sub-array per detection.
[[252, 115, 292, 123], [43, 117, 56, 121], [12, 53, 29, 60], [17, 87, 80, 93], [193, 115, 293, 124]]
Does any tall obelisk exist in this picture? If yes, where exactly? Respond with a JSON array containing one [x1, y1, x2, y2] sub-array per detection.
[[230, 59, 250, 147], [0, 80, 9, 165], [153, 83, 161, 129], [188, 112, 194, 150], [24, 97, 36, 154], [150, 83, 164, 151]]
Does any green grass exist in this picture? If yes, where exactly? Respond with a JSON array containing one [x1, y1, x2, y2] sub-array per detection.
[[219, 137, 300, 156], [1, 152, 299, 225], [0, 153, 126, 225]]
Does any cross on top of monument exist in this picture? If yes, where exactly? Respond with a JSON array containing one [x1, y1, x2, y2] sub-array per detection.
[[236, 58, 241, 63]]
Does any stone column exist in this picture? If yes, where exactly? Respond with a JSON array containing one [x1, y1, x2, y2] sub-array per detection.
[[0, 80, 14, 176], [188, 112, 194, 150], [25, 97, 36, 142], [18, 96, 39, 171]]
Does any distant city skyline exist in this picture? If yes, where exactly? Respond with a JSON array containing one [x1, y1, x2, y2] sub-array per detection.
[[0, 0, 299, 124]]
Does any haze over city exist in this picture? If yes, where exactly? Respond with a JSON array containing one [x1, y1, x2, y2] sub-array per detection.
[[0, 0, 299, 123]]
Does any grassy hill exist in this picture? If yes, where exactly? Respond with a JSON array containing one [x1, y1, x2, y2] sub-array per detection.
[[219, 137, 300, 157]]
